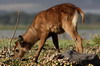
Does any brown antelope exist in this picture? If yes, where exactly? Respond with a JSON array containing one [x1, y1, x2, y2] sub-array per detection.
[[14, 3, 84, 62]]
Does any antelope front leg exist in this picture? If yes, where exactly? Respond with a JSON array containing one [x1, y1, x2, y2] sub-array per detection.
[[34, 33, 48, 62], [51, 33, 60, 53], [75, 33, 83, 53]]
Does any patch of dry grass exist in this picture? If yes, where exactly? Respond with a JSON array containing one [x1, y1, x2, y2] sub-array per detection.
[[0, 37, 100, 66]]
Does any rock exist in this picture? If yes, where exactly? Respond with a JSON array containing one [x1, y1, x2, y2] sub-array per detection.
[[53, 50, 100, 66]]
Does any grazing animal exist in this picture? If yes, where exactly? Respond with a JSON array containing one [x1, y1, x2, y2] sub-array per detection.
[[14, 3, 84, 62]]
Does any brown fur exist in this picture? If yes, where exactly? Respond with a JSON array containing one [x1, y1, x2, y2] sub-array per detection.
[[14, 3, 84, 62]]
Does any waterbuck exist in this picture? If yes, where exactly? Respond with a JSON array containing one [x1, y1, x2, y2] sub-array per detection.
[[14, 3, 84, 62]]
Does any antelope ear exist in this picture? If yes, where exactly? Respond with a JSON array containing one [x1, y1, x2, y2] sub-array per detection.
[[18, 35, 24, 42], [14, 41, 18, 48], [18, 35, 24, 47]]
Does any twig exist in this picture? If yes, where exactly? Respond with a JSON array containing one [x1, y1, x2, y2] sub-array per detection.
[[8, 10, 21, 57]]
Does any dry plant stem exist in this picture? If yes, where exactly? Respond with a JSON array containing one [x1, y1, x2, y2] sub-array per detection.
[[8, 10, 21, 57]]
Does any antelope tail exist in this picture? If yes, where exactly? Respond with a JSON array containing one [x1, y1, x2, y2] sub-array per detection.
[[76, 7, 85, 24]]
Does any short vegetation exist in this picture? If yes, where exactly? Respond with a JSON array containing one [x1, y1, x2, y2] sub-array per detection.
[[0, 35, 100, 66]]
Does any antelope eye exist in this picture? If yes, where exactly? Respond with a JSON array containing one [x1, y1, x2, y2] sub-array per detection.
[[15, 49, 19, 53]]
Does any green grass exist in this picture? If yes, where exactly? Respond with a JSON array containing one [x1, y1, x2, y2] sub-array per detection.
[[0, 37, 100, 52], [0, 39, 15, 49], [44, 40, 74, 49], [0, 36, 100, 65], [0, 25, 28, 30], [0, 24, 100, 30], [78, 24, 100, 30]]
